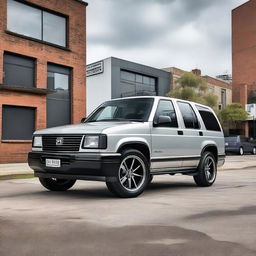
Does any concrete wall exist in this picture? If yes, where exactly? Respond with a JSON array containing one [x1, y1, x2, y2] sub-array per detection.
[[86, 58, 112, 115]]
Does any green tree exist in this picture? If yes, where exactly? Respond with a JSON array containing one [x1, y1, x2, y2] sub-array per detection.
[[217, 103, 248, 125], [166, 72, 218, 108]]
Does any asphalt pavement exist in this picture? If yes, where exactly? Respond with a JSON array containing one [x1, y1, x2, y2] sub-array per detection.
[[0, 167, 256, 256]]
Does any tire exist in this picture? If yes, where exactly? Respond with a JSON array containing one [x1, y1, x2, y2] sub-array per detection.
[[106, 149, 150, 198], [239, 147, 244, 155], [252, 147, 256, 155], [193, 152, 217, 187], [39, 177, 76, 191]]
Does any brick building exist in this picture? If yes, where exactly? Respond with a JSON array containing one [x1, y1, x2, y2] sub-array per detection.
[[232, 0, 256, 136], [0, 0, 87, 163], [164, 67, 232, 110]]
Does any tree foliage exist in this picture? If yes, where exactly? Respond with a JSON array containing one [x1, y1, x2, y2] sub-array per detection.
[[166, 72, 218, 108], [217, 103, 248, 125]]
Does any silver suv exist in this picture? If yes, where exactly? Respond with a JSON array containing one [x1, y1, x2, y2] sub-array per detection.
[[28, 96, 225, 198]]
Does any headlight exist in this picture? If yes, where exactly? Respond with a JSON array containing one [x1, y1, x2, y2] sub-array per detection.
[[82, 135, 107, 149], [33, 136, 42, 148]]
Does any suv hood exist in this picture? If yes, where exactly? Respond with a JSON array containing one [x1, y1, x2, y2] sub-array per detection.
[[34, 121, 141, 135]]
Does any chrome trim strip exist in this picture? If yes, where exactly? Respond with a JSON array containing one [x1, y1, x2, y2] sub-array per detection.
[[151, 155, 200, 161], [99, 153, 121, 157]]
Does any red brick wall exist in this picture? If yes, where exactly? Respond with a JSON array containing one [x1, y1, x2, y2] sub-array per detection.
[[0, 0, 87, 163], [232, 0, 256, 104]]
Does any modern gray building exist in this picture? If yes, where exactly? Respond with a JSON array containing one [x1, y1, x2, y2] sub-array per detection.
[[86, 57, 171, 114]]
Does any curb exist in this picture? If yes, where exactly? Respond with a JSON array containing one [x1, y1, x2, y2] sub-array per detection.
[[0, 173, 34, 181], [219, 165, 256, 171]]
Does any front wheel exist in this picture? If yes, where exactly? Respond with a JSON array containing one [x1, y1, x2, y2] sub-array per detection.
[[106, 149, 150, 198], [193, 152, 217, 187], [39, 177, 76, 191]]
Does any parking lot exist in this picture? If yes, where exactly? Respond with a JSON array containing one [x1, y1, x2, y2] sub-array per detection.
[[1, 156, 256, 256]]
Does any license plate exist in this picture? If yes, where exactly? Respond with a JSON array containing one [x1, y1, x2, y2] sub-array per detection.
[[225, 143, 228, 146], [46, 159, 61, 168]]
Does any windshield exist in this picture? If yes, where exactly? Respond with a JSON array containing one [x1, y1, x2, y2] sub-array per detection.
[[86, 98, 154, 122]]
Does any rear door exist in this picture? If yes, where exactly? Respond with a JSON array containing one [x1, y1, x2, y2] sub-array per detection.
[[176, 101, 203, 168]]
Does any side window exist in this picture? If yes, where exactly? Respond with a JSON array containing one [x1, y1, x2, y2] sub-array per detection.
[[177, 102, 200, 129], [196, 105, 221, 132], [155, 100, 178, 128]]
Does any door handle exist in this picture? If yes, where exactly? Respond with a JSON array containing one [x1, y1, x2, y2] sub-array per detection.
[[177, 130, 183, 135], [199, 131, 203, 136]]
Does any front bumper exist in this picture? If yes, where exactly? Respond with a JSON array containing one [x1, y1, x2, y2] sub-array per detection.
[[28, 151, 121, 182]]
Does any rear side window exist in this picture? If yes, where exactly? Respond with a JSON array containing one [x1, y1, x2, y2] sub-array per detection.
[[177, 102, 200, 129], [196, 105, 221, 131]]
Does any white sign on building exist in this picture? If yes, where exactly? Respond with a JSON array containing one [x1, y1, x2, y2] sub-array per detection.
[[246, 104, 256, 120], [86, 61, 104, 77]]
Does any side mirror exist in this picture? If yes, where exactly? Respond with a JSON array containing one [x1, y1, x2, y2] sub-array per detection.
[[81, 117, 86, 123], [154, 115, 172, 127]]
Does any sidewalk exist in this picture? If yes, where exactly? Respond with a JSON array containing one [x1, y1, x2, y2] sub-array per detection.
[[0, 156, 255, 180], [0, 163, 33, 180]]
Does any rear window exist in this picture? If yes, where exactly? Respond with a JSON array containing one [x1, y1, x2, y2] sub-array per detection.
[[225, 137, 238, 142], [196, 105, 221, 132]]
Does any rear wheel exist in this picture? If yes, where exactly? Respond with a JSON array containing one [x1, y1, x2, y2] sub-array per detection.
[[239, 147, 244, 155], [106, 149, 150, 198], [194, 152, 217, 187], [39, 177, 76, 191]]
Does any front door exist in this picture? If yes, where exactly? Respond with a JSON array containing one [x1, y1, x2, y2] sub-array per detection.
[[151, 99, 182, 170]]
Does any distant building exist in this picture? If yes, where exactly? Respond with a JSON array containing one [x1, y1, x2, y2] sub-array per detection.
[[86, 57, 170, 114], [232, 0, 256, 137], [163, 67, 232, 110], [0, 0, 87, 163], [216, 74, 232, 83]]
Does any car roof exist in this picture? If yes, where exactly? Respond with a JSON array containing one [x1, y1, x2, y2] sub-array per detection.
[[109, 96, 212, 110]]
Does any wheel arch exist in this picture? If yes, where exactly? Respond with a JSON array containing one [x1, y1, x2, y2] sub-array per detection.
[[201, 144, 218, 162], [117, 142, 151, 162]]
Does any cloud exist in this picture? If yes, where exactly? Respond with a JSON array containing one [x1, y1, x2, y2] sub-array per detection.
[[86, 0, 248, 76]]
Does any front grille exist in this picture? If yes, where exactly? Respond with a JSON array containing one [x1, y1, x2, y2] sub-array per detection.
[[42, 135, 83, 152]]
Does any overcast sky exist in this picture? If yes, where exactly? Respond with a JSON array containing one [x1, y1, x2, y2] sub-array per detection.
[[85, 0, 248, 77]]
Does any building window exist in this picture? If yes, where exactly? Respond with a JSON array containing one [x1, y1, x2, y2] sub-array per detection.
[[120, 70, 157, 97], [2, 105, 35, 140], [208, 85, 215, 94], [221, 89, 227, 108], [47, 64, 71, 128], [3, 52, 35, 88], [7, 0, 67, 47], [47, 64, 70, 92]]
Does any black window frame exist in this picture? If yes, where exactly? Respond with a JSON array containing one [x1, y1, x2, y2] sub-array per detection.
[[2, 105, 36, 141], [3, 51, 36, 88], [177, 101, 200, 129], [154, 100, 179, 128], [120, 69, 158, 97], [6, 0, 69, 49]]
